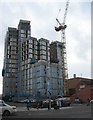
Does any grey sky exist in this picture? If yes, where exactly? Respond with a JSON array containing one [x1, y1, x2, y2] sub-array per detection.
[[0, 0, 91, 94]]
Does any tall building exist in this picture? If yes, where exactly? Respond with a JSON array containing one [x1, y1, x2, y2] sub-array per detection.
[[2, 27, 18, 98], [2, 20, 64, 101], [17, 20, 31, 97]]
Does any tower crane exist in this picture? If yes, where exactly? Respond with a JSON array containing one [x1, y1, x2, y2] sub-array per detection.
[[55, 0, 70, 96]]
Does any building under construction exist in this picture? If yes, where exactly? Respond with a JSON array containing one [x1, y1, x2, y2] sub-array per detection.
[[2, 20, 66, 101]]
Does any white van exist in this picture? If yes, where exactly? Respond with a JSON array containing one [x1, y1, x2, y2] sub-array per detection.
[[0, 100, 17, 116]]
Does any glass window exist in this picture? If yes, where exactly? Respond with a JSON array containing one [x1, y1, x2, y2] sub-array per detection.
[[21, 30, 25, 33], [41, 50, 46, 55], [11, 55, 16, 59], [7, 46, 10, 50], [29, 49, 32, 53], [21, 34, 26, 37], [11, 46, 16, 51], [10, 42, 16, 46], [28, 34, 30, 37], [29, 40, 33, 44], [6, 73, 9, 77], [29, 54, 32, 58], [35, 56, 38, 59], [11, 60, 17, 63], [11, 51, 16, 54], [7, 54, 9, 58], [10, 38, 17, 42], [42, 55, 46, 59], [28, 30, 30, 34]]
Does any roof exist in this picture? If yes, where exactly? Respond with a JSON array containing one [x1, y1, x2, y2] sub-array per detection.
[[67, 77, 93, 89], [67, 79, 81, 89]]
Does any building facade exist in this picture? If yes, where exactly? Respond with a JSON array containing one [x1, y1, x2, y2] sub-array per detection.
[[67, 74, 93, 102], [50, 41, 62, 64], [2, 27, 18, 98], [2, 20, 64, 100], [30, 60, 63, 99]]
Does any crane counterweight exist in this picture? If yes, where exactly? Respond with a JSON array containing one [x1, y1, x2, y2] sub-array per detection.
[[55, 25, 67, 31]]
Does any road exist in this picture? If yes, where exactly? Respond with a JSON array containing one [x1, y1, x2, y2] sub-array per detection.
[[1, 103, 93, 119]]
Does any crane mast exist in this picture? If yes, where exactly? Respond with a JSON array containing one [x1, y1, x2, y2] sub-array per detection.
[[55, 0, 70, 96]]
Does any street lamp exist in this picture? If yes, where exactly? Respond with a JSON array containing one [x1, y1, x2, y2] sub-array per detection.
[[45, 66, 51, 110], [48, 90, 51, 110], [47, 81, 51, 110]]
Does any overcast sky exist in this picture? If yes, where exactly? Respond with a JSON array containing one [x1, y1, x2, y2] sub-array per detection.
[[0, 0, 92, 94]]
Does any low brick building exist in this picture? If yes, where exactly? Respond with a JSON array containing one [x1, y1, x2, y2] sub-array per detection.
[[67, 75, 93, 102]]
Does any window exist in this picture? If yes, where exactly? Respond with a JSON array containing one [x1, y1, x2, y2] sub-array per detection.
[[10, 42, 16, 46], [2, 103, 6, 106], [9, 59, 16, 63], [80, 85, 85, 89], [29, 40, 33, 44], [11, 46, 16, 51], [11, 51, 16, 54], [41, 55, 46, 60], [10, 38, 17, 42], [29, 54, 32, 58], [28, 30, 30, 34], [6, 73, 9, 77], [7, 55, 9, 58], [11, 69, 16, 72], [21, 30, 25, 33], [40, 50, 46, 55], [40, 46, 46, 50], [29, 49, 32, 53], [11, 55, 16, 59], [7, 46, 10, 50], [21, 34, 26, 37]]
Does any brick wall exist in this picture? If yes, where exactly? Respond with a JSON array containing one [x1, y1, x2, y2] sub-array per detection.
[[70, 86, 93, 102]]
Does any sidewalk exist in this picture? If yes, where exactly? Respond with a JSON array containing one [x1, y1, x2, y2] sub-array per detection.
[[17, 107, 48, 111], [17, 106, 72, 112]]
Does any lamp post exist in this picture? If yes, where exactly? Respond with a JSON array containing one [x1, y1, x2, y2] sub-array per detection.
[[46, 66, 51, 110], [48, 90, 51, 110], [47, 81, 51, 110]]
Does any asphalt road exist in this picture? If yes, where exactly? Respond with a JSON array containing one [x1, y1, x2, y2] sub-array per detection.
[[2, 104, 93, 119]]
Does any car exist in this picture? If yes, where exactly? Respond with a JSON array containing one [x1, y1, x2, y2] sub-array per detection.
[[55, 97, 71, 107], [41, 99, 54, 108], [18, 99, 28, 103], [0, 100, 17, 116], [74, 98, 81, 104], [18, 99, 36, 103], [90, 99, 93, 104]]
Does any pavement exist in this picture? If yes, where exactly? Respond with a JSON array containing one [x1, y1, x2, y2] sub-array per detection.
[[17, 106, 72, 112]]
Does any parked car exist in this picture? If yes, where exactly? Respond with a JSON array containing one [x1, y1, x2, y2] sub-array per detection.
[[18, 99, 36, 103], [90, 99, 93, 104], [74, 98, 82, 104], [0, 100, 17, 116], [41, 99, 54, 108], [55, 97, 71, 107], [18, 99, 28, 103]]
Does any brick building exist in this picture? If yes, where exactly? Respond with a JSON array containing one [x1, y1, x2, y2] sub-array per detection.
[[67, 74, 93, 102]]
